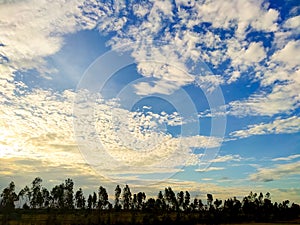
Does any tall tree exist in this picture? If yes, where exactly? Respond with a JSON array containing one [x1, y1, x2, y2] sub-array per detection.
[[51, 184, 64, 208], [137, 192, 146, 210], [207, 194, 213, 209], [164, 187, 177, 211], [191, 198, 198, 211], [20, 186, 31, 209], [75, 188, 85, 209], [87, 194, 93, 210], [42, 187, 50, 208], [184, 191, 190, 211], [98, 186, 108, 210], [92, 192, 97, 209], [0, 181, 18, 210], [30, 177, 43, 209], [122, 185, 132, 210], [177, 191, 184, 211], [64, 178, 74, 209], [114, 185, 121, 210], [198, 199, 204, 211], [155, 191, 164, 210], [132, 194, 137, 210], [18, 188, 26, 209]]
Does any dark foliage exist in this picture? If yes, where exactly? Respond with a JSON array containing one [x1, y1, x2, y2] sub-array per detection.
[[0, 178, 299, 225]]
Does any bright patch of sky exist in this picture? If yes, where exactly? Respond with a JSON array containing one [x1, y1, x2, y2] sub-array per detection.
[[0, 0, 299, 203]]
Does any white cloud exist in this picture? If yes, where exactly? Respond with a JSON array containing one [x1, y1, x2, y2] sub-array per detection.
[[79, 0, 281, 96], [283, 15, 300, 34], [228, 41, 266, 70], [0, 0, 91, 77], [195, 166, 225, 172], [74, 90, 223, 175], [230, 116, 300, 138], [0, 81, 222, 182], [194, 0, 278, 35], [133, 61, 194, 95], [73, 0, 291, 127], [272, 154, 300, 162], [228, 66, 300, 116], [251, 8, 279, 32], [249, 161, 300, 182], [195, 75, 225, 93], [210, 154, 242, 163], [271, 40, 300, 68], [0, 0, 299, 197]]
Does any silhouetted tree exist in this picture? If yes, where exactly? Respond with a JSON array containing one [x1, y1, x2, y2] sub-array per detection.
[[42, 187, 50, 208], [243, 191, 259, 217], [184, 191, 190, 211], [75, 188, 85, 209], [30, 177, 43, 208], [191, 198, 198, 211], [214, 199, 222, 209], [0, 181, 17, 210], [17, 188, 25, 208], [64, 178, 74, 209], [177, 191, 184, 210], [145, 198, 156, 211], [87, 194, 92, 210], [114, 185, 121, 210], [92, 192, 97, 209], [51, 184, 64, 208], [122, 185, 132, 210], [1, 178, 300, 225], [207, 193, 213, 209], [164, 187, 177, 211], [198, 199, 204, 211], [137, 192, 146, 210], [224, 196, 241, 219], [155, 191, 165, 211], [20, 185, 31, 209], [132, 193, 137, 210], [98, 186, 108, 210]]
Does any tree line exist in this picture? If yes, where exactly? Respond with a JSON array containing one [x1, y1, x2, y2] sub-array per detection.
[[1, 177, 300, 224]]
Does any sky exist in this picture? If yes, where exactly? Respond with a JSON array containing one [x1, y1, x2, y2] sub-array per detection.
[[0, 0, 299, 203]]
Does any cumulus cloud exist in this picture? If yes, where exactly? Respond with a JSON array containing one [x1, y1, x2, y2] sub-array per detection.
[[271, 40, 300, 68], [283, 15, 300, 34], [82, 0, 297, 120], [78, 0, 282, 96]]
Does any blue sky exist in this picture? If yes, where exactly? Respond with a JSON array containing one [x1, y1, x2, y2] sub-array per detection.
[[0, 0, 299, 203]]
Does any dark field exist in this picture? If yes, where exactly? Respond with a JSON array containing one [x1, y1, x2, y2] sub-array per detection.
[[1, 211, 300, 225]]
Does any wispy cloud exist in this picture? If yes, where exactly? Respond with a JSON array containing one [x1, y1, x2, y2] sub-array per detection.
[[272, 154, 300, 162], [0, 0, 91, 77], [195, 167, 225, 172], [230, 116, 300, 138], [210, 154, 242, 163], [249, 161, 300, 182]]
